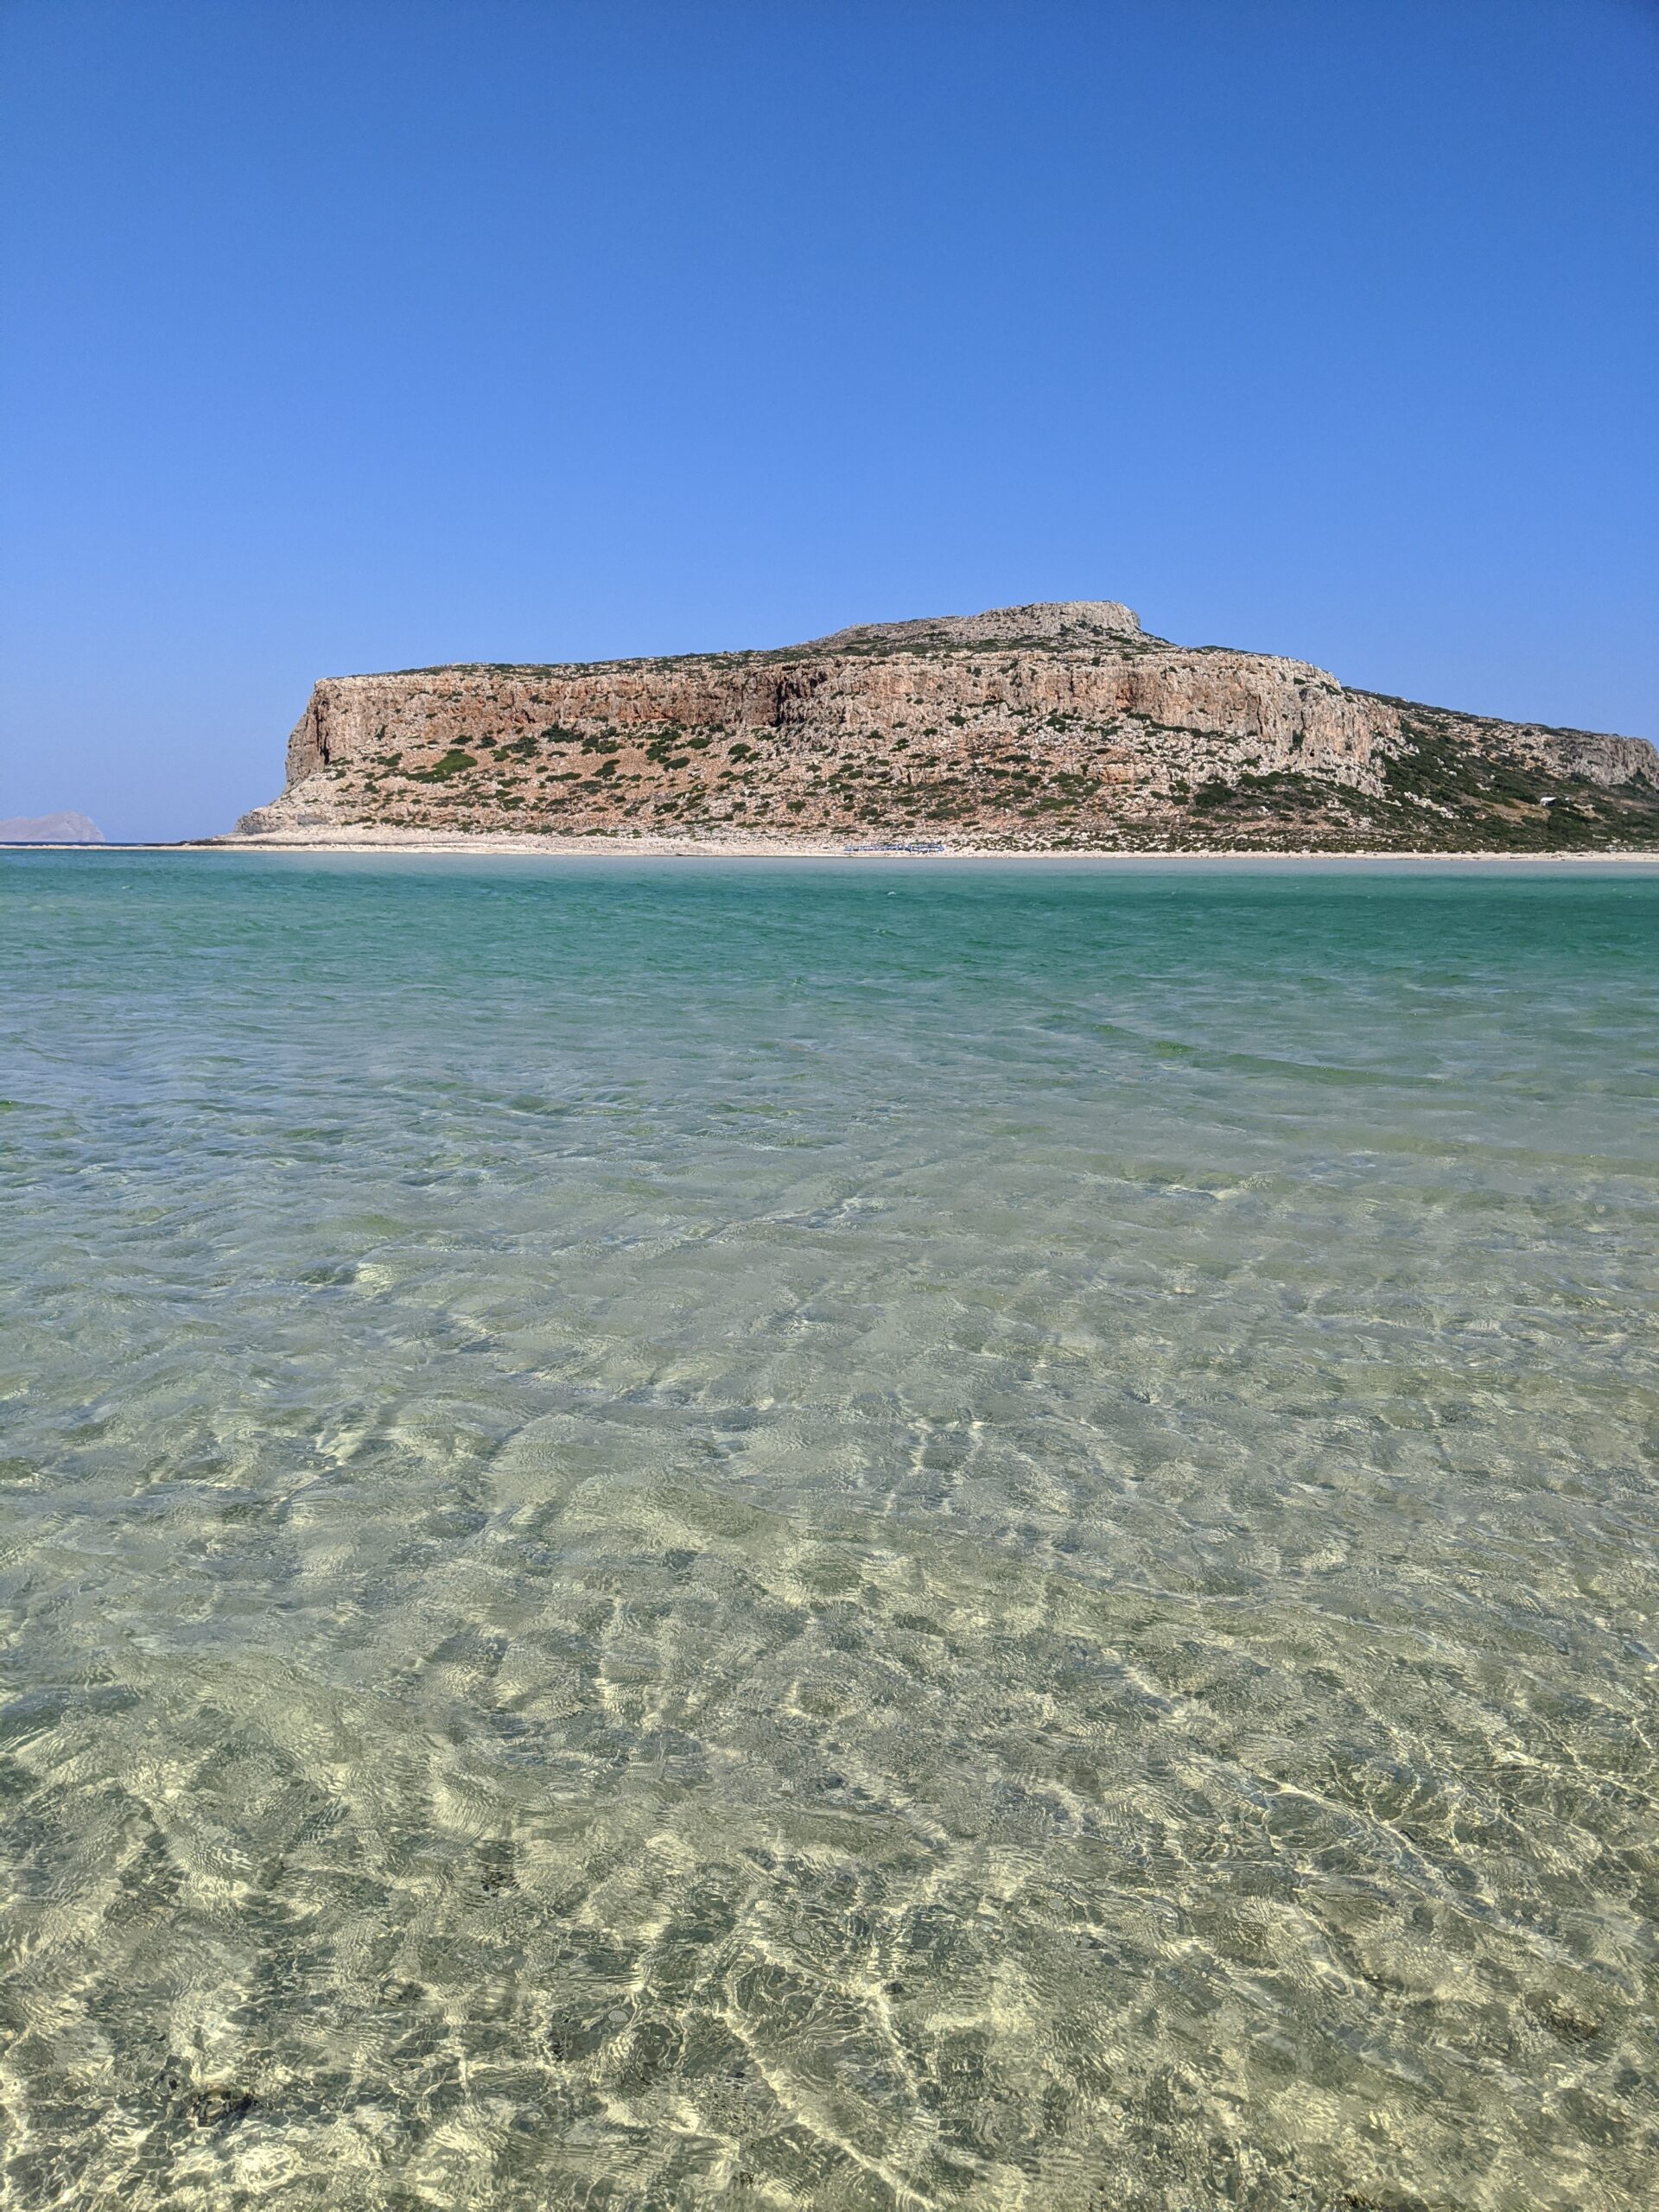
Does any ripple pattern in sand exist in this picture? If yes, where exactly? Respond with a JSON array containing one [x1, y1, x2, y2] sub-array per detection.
[[1, 855, 1656, 2210]]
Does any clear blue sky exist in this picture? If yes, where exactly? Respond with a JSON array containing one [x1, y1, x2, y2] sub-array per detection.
[[3, 0, 1656, 841]]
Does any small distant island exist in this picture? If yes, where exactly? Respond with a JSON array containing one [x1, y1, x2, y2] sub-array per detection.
[[0, 810, 105, 845], [232, 601, 1659, 854]]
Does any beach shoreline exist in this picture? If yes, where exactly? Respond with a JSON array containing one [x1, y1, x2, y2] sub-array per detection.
[[8, 830, 1659, 865]]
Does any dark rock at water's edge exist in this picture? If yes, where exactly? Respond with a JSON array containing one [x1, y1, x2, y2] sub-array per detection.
[[234, 601, 1659, 852], [1, 810, 105, 844]]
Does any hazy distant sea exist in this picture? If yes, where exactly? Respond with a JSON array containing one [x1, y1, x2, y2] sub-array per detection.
[[3, 852, 1656, 2212]]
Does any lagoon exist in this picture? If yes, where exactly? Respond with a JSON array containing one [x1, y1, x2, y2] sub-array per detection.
[[3, 853, 1656, 2209]]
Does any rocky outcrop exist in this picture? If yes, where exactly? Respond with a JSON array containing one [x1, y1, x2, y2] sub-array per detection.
[[810, 600, 1141, 648], [235, 601, 1659, 851]]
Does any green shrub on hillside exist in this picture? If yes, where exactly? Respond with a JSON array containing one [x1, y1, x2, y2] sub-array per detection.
[[413, 749, 477, 782]]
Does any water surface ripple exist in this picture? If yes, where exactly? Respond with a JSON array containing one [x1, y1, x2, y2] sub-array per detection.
[[2, 855, 1656, 2211]]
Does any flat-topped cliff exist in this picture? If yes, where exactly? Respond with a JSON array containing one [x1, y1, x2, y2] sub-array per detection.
[[235, 601, 1659, 851]]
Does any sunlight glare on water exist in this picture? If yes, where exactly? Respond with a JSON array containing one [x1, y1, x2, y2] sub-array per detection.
[[1, 853, 1656, 2211]]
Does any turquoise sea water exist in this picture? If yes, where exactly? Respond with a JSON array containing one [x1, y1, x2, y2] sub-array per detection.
[[2, 853, 1657, 2212]]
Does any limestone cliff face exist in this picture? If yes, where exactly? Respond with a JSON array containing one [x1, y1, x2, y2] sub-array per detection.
[[237, 601, 1659, 851]]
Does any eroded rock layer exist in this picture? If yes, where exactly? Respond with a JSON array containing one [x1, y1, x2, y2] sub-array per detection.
[[237, 601, 1659, 850]]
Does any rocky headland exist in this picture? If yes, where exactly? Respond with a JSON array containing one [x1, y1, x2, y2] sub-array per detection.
[[233, 601, 1659, 853]]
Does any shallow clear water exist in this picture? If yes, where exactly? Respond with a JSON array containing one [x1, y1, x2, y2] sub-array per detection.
[[2, 854, 1657, 2212]]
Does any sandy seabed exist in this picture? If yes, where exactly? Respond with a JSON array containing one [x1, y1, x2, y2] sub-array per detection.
[[6, 855, 1658, 2212]]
